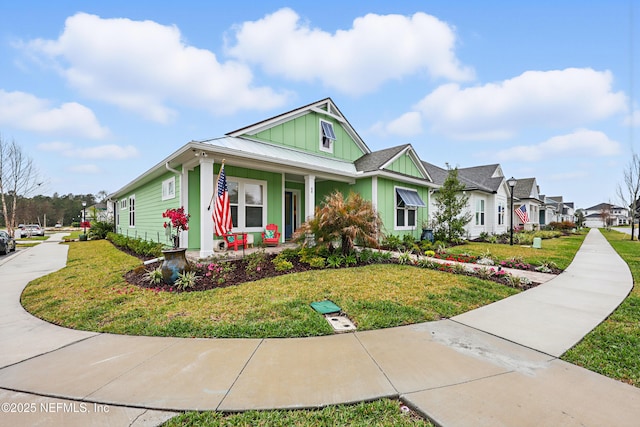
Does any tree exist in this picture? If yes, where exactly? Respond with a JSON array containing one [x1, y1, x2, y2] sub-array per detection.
[[575, 209, 586, 229], [0, 135, 43, 237], [599, 204, 612, 230], [617, 153, 640, 240], [432, 166, 472, 243], [294, 190, 383, 255]]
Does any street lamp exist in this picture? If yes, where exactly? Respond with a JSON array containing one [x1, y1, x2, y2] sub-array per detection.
[[82, 201, 87, 235], [507, 177, 517, 246]]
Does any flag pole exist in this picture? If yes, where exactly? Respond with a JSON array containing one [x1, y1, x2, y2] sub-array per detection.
[[207, 159, 226, 211]]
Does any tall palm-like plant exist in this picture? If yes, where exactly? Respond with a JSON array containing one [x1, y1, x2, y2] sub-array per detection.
[[294, 191, 383, 255]]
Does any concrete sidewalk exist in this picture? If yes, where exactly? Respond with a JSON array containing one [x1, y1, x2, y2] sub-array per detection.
[[0, 230, 639, 426]]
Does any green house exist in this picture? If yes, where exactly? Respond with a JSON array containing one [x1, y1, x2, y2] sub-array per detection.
[[109, 98, 437, 257]]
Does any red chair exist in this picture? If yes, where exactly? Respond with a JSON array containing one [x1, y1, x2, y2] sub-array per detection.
[[261, 224, 281, 246], [223, 232, 247, 251]]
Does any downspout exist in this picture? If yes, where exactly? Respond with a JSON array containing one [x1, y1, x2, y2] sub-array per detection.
[[165, 162, 180, 175]]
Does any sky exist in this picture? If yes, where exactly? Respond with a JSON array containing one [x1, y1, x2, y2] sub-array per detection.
[[0, 1, 638, 209]]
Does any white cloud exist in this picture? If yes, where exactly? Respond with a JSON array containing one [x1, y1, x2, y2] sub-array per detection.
[[370, 112, 422, 137], [37, 141, 73, 151], [226, 8, 474, 95], [36, 141, 139, 159], [0, 90, 109, 138], [415, 68, 627, 140], [495, 129, 621, 162], [22, 13, 288, 122]]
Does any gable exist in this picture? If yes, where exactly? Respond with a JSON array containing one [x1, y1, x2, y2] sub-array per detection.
[[249, 111, 366, 161], [383, 149, 427, 179], [226, 98, 369, 162]]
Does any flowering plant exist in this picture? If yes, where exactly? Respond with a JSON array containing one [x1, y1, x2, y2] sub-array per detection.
[[162, 207, 190, 248]]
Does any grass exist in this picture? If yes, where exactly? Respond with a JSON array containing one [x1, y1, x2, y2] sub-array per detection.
[[562, 229, 640, 387], [21, 240, 519, 338], [163, 399, 432, 426], [444, 231, 587, 270]]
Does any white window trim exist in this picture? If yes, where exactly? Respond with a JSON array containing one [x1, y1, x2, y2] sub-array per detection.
[[128, 195, 136, 228], [475, 199, 485, 226], [162, 176, 176, 201], [394, 185, 419, 231], [120, 199, 127, 210], [498, 201, 505, 225], [228, 177, 267, 232], [319, 119, 335, 153]]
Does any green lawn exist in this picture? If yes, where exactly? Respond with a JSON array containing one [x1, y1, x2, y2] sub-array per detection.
[[163, 399, 432, 427], [444, 231, 587, 270], [19, 231, 601, 426], [21, 240, 518, 338], [562, 230, 640, 387]]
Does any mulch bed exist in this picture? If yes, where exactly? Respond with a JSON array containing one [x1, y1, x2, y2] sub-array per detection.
[[125, 253, 328, 293], [122, 248, 544, 293]]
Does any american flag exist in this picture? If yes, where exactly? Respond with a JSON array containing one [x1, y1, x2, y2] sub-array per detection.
[[515, 205, 529, 223], [212, 164, 232, 236]]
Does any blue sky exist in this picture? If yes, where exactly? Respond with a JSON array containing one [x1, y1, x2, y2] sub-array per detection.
[[0, 1, 637, 209]]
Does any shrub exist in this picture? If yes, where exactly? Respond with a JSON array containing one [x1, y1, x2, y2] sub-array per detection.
[[344, 253, 358, 266], [174, 271, 198, 290], [146, 268, 163, 284], [358, 248, 374, 264], [397, 251, 413, 265], [293, 191, 383, 255], [106, 233, 163, 258], [326, 254, 344, 268], [307, 256, 326, 268], [88, 221, 114, 240], [272, 253, 294, 271], [381, 235, 403, 251], [245, 250, 268, 277]]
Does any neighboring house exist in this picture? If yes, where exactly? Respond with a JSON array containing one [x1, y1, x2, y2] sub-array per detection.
[[583, 203, 629, 228], [540, 196, 575, 225], [423, 163, 511, 239], [539, 195, 557, 226], [86, 203, 112, 222], [511, 178, 543, 230], [109, 98, 438, 257]]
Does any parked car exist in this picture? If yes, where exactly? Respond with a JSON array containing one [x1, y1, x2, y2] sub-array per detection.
[[0, 230, 16, 255], [20, 224, 45, 238]]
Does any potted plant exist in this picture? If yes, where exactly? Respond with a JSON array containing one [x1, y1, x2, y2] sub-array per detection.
[[161, 207, 190, 284]]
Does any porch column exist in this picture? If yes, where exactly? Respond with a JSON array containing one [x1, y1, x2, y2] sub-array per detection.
[[199, 157, 215, 258], [304, 174, 316, 220]]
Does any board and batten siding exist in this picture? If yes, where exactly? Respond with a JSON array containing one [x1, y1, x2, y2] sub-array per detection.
[[384, 153, 425, 179], [376, 177, 429, 240], [251, 112, 365, 162]]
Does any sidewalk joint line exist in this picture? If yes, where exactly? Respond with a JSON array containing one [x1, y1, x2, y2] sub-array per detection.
[[216, 338, 265, 410]]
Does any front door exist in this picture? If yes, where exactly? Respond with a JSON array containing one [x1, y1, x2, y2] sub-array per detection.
[[284, 190, 299, 239]]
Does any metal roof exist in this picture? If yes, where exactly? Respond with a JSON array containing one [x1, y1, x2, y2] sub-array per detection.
[[198, 136, 358, 177]]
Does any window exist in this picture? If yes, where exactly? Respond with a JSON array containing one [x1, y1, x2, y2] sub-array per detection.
[[128, 195, 135, 227], [395, 187, 425, 230], [498, 202, 505, 225], [120, 199, 127, 209], [162, 177, 176, 200], [227, 178, 266, 230], [319, 120, 336, 153], [475, 199, 485, 226]]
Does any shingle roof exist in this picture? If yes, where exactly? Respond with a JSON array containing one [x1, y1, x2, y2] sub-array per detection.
[[513, 178, 538, 200], [421, 162, 450, 186], [457, 164, 503, 193], [354, 144, 409, 172], [422, 162, 503, 193]]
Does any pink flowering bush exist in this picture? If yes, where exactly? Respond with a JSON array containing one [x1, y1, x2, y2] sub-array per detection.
[[162, 207, 190, 248]]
